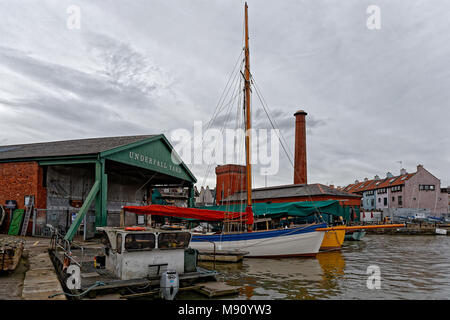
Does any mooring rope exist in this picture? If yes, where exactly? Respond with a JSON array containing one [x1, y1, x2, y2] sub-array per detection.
[[48, 281, 106, 299]]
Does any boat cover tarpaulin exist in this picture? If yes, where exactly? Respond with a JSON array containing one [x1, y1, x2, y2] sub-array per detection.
[[123, 204, 254, 224], [8, 209, 24, 236], [198, 200, 343, 219]]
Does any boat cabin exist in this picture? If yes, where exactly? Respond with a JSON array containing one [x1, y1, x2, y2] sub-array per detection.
[[97, 227, 195, 280]]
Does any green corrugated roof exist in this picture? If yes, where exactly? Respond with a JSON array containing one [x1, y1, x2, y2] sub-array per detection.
[[0, 135, 155, 160]]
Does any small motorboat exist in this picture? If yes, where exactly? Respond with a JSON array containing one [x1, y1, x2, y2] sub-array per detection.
[[344, 230, 366, 241]]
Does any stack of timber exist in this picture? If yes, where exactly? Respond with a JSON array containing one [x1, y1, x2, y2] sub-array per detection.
[[0, 238, 24, 272]]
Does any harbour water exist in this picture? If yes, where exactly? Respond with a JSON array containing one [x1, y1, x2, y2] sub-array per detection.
[[190, 235, 450, 300]]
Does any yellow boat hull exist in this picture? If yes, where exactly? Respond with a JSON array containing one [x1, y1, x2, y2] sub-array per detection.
[[320, 229, 346, 251]]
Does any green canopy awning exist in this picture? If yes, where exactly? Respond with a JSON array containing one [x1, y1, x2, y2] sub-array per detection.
[[197, 200, 344, 219]]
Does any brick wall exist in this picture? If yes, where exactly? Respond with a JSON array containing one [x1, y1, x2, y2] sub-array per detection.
[[215, 164, 247, 204], [0, 161, 47, 210]]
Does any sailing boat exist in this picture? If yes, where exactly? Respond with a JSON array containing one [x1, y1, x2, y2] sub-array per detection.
[[189, 3, 326, 257], [124, 3, 327, 258]]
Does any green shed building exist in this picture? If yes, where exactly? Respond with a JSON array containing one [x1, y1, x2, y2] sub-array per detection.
[[0, 135, 196, 240]]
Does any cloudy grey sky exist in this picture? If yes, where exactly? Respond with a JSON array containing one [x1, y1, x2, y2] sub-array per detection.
[[0, 0, 449, 188]]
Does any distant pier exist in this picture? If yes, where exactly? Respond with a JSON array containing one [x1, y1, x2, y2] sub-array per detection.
[[364, 222, 449, 235]]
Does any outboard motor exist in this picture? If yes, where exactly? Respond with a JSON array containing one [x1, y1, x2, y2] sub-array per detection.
[[160, 270, 179, 300]]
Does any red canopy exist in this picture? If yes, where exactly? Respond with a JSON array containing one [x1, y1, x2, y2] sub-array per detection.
[[123, 204, 254, 224]]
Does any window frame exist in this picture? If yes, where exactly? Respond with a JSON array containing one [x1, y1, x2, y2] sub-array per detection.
[[157, 232, 191, 250], [124, 233, 156, 252], [116, 234, 122, 254]]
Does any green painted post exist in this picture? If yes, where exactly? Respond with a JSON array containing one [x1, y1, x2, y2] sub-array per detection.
[[64, 180, 100, 241], [95, 161, 102, 228], [94, 159, 108, 227], [188, 184, 194, 208], [101, 159, 108, 227]]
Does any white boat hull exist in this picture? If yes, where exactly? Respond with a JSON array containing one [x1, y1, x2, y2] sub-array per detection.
[[190, 226, 326, 258]]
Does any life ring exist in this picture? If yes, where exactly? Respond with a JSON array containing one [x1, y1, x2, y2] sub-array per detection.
[[124, 227, 146, 231]]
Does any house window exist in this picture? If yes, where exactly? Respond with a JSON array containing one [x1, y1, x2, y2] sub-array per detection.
[[378, 198, 381, 203], [398, 196, 403, 206], [420, 185, 435, 191], [384, 198, 387, 206], [392, 196, 395, 202]]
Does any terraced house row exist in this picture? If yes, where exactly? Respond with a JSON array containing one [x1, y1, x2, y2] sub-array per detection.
[[340, 165, 449, 217]]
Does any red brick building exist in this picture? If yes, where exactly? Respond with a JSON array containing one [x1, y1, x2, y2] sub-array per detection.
[[0, 162, 47, 210]]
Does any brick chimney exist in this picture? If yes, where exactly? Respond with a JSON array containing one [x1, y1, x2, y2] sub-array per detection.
[[294, 110, 307, 184], [215, 164, 246, 205]]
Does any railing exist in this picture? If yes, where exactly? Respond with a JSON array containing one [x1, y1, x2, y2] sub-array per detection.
[[33, 208, 96, 240], [49, 224, 84, 269]]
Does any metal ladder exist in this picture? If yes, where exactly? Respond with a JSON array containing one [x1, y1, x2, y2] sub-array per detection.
[[20, 205, 34, 236]]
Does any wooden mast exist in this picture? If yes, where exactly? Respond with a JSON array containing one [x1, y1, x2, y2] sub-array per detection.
[[244, 2, 253, 230]]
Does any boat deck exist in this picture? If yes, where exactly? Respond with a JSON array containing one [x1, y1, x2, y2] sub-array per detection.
[[50, 247, 218, 297]]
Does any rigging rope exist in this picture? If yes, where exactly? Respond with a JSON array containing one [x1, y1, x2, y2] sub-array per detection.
[[249, 73, 324, 217], [200, 62, 245, 189]]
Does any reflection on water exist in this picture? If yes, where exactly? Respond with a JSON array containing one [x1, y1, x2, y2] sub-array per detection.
[[198, 235, 450, 300]]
